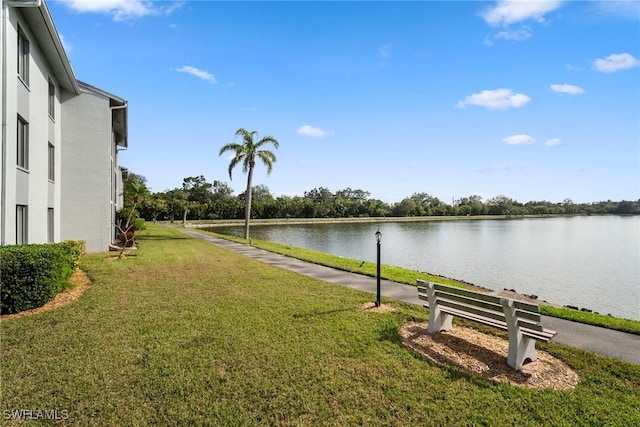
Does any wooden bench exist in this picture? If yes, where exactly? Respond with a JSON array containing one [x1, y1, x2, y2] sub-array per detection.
[[417, 280, 556, 370]]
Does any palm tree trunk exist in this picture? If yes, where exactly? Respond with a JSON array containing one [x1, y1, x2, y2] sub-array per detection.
[[244, 166, 254, 239]]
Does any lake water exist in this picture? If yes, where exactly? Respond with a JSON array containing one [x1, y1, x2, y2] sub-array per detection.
[[211, 216, 640, 321]]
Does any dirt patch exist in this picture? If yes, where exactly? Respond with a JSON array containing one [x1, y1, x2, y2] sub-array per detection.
[[361, 302, 396, 313], [400, 321, 579, 390], [0, 269, 91, 321]]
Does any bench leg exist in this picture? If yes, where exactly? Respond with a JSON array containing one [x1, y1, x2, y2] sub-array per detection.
[[501, 298, 538, 370], [507, 334, 537, 370], [427, 307, 453, 333], [425, 283, 453, 333]]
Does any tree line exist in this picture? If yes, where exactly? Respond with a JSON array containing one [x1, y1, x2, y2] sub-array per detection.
[[121, 127, 637, 229], [125, 173, 640, 222]]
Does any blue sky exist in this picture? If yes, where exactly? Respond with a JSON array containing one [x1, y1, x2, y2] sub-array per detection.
[[49, 0, 639, 204]]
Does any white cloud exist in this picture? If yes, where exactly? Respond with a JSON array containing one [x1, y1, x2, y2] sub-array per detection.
[[593, 53, 640, 73], [545, 138, 562, 147], [483, 26, 532, 45], [161, 2, 185, 16], [297, 125, 332, 138], [173, 66, 217, 83], [589, 0, 640, 20], [550, 83, 585, 95], [58, 0, 183, 21], [378, 43, 393, 60], [482, 0, 564, 26], [494, 26, 533, 41], [503, 134, 536, 145], [456, 88, 531, 110]]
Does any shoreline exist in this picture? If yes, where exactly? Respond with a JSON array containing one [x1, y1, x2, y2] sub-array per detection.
[[185, 214, 581, 229], [189, 222, 633, 321], [182, 224, 640, 336]]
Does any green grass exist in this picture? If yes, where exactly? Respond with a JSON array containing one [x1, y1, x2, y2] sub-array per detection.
[[2, 224, 639, 426], [194, 228, 640, 335]]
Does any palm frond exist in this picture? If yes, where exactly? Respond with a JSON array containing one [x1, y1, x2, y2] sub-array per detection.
[[227, 155, 244, 180], [222, 128, 279, 178], [256, 150, 277, 175], [219, 143, 243, 156], [255, 136, 279, 150], [235, 128, 257, 145]]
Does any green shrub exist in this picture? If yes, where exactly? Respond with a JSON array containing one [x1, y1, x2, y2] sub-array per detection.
[[0, 243, 81, 315], [133, 218, 146, 232], [59, 240, 86, 270]]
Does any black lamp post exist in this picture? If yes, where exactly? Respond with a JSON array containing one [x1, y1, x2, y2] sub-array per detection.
[[375, 229, 382, 307]]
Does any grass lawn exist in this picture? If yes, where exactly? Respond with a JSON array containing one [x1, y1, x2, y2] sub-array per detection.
[[197, 228, 640, 335], [2, 224, 639, 426]]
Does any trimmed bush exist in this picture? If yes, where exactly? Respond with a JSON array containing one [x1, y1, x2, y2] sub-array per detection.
[[0, 242, 83, 315], [59, 240, 86, 270]]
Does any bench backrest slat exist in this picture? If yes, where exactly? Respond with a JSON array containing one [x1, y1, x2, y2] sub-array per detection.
[[517, 319, 545, 332], [433, 292, 503, 314], [436, 298, 508, 324], [513, 309, 542, 322], [418, 280, 540, 321], [418, 286, 505, 317], [417, 280, 543, 323], [430, 282, 502, 305], [513, 300, 541, 313]]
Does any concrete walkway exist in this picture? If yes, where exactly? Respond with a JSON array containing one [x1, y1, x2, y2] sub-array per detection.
[[177, 227, 640, 365]]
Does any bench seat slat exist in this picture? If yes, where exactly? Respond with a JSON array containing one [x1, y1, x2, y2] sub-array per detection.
[[421, 292, 543, 324], [520, 327, 556, 341], [442, 307, 507, 330], [434, 305, 555, 341]]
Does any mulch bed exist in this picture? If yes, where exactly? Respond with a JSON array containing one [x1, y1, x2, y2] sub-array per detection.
[[399, 321, 579, 390]]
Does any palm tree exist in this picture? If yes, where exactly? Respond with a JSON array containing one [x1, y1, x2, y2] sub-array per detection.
[[219, 128, 279, 239]]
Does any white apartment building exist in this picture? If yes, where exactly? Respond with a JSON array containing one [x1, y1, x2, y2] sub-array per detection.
[[1, 0, 128, 252]]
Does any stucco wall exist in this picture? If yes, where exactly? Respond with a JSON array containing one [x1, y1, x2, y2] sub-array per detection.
[[2, 4, 122, 252], [1, 9, 62, 245], [60, 90, 112, 252]]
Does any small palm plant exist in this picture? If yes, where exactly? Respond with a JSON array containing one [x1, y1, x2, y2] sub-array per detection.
[[116, 181, 147, 259], [219, 128, 279, 239]]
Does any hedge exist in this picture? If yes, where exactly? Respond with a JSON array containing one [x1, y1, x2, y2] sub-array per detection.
[[0, 240, 85, 315]]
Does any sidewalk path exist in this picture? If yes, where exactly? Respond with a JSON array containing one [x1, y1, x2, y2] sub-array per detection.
[[178, 227, 640, 365]]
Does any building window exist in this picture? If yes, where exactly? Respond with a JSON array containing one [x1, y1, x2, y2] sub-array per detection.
[[16, 205, 28, 244], [48, 79, 55, 119], [48, 208, 54, 243], [17, 26, 29, 84], [48, 142, 55, 181], [17, 116, 28, 169]]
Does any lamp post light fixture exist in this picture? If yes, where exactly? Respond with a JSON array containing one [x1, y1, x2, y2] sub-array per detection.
[[375, 229, 382, 307]]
